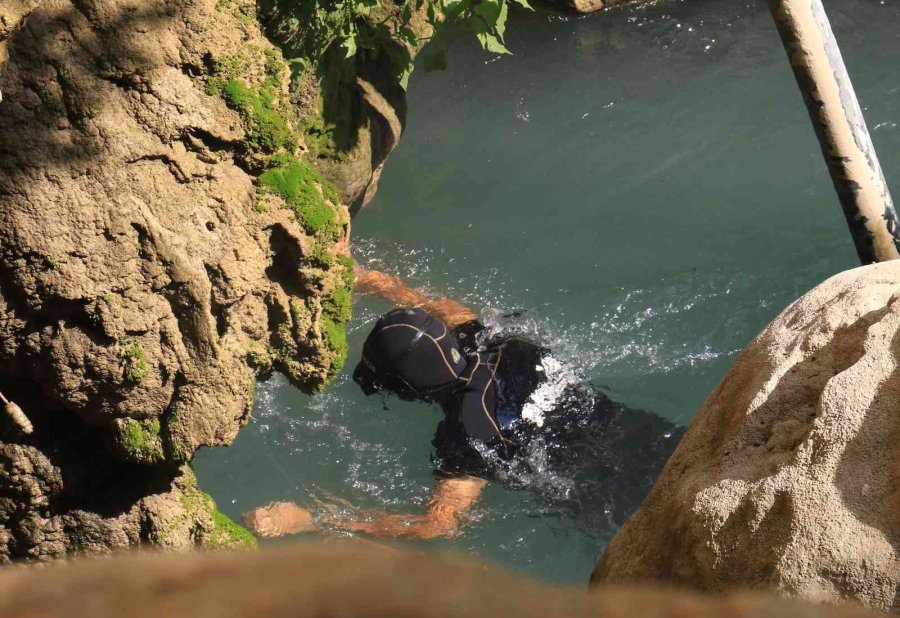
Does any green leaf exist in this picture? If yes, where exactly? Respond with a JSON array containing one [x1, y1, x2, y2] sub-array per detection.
[[474, 0, 502, 27], [398, 64, 414, 90], [472, 15, 511, 54], [496, 0, 508, 40], [477, 31, 510, 54], [423, 48, 448, 72], [287, 57, 309, 71], [442, 0, 470, 20], [341, 35, 357, 59], [512, 0, 533, 8]]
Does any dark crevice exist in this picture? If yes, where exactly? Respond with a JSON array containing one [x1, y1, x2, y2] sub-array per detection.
[[203, 263, 229, 339], [126, 153, 190, 183], [265, 223, 305, 298], [97, 70, 145, 92], [182, 126, 241, 155]]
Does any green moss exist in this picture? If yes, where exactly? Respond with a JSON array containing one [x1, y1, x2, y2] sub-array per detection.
[[203, 492, 257, 548], [120, 342, 149, 383], [219, 78, 297, 153], [336, 254, 355, 289], [301, 111, 349, 162], [319, 265, 354, 383], [162, 470, 256, 549], [324, 286, 351, 324], [117, 418, 164, 464], [254, 191, 268, 213], [321, 314, 348, 381], [215, 0, 257, 25], [247, 348, 273, 371], [310, 241, 336, 268], [258, 155, 342, 238], [202, 45, 296, 155]]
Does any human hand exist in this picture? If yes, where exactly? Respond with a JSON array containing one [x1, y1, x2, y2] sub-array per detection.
[[242, 501, 318, 538]]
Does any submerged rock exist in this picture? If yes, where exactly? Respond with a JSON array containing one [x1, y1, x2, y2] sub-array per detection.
[[593, 261, 900, 610]]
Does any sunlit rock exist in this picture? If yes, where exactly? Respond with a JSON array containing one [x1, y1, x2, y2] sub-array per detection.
[[593, 261, 900, 610], [0, 0, 358, 559]]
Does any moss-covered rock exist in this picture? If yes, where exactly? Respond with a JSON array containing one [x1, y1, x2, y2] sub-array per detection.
[[196, 11, 355, 390], [220, 78, 297, 153], [258, 154, 343, 238], [1, 0, 371, 563], [114, 418, 165, 464], [146, 467, 256, 550], [204, 44, 298, 157], [206, 496, 257, 549], [119, 342, 149, 384], [320, 259, 354, 382]]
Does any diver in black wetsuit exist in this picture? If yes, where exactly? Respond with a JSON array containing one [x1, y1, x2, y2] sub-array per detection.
[[242, 270, 682, 541], [353, 306, 682, 517]]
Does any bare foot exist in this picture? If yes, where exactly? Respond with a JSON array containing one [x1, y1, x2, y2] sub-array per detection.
[[242, 502, 318, 538]]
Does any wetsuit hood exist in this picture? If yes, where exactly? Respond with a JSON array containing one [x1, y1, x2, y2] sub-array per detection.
[[353, 308, 469, 400]]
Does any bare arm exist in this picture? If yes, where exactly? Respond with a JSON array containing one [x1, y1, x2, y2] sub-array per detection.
[[242, 476, 488, 541], [354, 267, 478, 330]]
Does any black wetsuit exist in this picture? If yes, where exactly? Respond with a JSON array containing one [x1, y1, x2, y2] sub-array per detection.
[[355, 308, 683, 529]]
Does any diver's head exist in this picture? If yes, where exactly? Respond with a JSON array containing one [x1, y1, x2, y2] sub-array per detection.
[[353, 307, 468, 402]]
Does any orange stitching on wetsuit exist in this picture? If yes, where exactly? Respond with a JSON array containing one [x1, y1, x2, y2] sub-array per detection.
[[434, 321, 447, 342], [480, 344, 507, 443], [461, 353, 481, 385], [378, 324, 460, 377]]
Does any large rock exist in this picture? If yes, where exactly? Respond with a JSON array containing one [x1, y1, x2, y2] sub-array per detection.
[[593, 261, 900, 610], [0, 0, 385, 559], [0, 543, 881, 618]]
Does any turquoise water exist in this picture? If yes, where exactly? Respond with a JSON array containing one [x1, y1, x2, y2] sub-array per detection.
[[195, 0, 900, 584]]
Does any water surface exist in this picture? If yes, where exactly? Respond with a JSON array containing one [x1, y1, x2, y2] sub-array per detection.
[[196, 0, 900, 584]]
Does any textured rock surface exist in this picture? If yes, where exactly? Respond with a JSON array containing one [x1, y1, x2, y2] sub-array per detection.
[[0, 543, 881, 618], [0, 440, 253, 559], [593, 261, 900, 610], [0, 0, 397, 559], [0, 0, 40, 92], [0, 0, 39, 40]]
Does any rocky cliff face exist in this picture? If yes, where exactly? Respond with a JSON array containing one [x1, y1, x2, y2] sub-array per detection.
[[593, 261, 900, 610], [0, 0, 405, 560]]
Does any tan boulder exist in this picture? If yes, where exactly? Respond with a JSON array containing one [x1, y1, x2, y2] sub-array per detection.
[[0, 543, 881, 618], [593, 261, 900, 610]]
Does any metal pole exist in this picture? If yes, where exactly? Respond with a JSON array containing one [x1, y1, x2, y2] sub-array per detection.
[[768, 0, 900, 264]]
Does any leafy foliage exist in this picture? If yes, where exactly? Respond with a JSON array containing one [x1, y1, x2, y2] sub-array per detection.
[[264, 0, 531, 90]]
